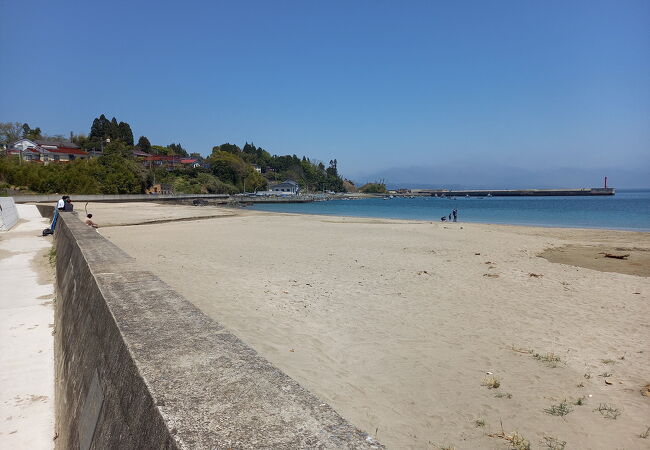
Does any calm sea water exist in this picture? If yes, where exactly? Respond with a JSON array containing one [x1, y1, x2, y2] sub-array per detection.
[[249, 190, 650, 231]]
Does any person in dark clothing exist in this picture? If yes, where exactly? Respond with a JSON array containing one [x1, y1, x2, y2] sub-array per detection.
[[452, 209, 458, 222], [63, 197, 74, 212]]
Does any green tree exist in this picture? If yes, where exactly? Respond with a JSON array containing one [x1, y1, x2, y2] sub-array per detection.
[[207, 150, 266, 192], [21, 123, 42, 140], [118, 122, 134, 146], [359, 182, 387, 194], [136, 136, 152, 152], [168, 143, 188, 157]]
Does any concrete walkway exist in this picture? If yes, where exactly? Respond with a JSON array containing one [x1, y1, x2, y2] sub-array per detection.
[[0, 205, 54, 449]]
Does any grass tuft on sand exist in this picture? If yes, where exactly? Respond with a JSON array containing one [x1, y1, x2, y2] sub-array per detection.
[[481, 375, 501, 389]]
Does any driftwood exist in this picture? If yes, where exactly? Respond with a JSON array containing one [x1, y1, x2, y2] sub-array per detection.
[[602, 253, 630, 260]]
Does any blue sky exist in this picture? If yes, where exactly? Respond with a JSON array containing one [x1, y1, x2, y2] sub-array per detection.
[[1, 0, 648, 187]]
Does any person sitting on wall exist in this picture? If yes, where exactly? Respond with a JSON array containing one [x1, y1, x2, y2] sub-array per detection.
[[57, 195, 66, 211], [50, 195, 68, 231], [84, 214, 99, 228], [63, 197, 74, 212]]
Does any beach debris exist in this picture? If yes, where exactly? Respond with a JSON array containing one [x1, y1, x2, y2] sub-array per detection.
[[605, 379, 613, 385], [641, 384, 650, 397], [289, 349, 294, 352], [633, 292, 641, 294], [540, 436, 566, 450], [640, 426, 650, 439], [601, 252, 630, 260], [487, 421, 530, 450], [484, 261, 493, 264], [483, 273, 499, 278], [481, 375, 501, 389], [486, 371, 493, 375], [416, 270, 430, 275], [529, 273, 543, 278], [509, 345, 533, 355], [474, 252, 481, 255]]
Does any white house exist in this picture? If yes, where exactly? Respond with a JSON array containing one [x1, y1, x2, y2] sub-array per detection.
[[269, 180, 300, 195]]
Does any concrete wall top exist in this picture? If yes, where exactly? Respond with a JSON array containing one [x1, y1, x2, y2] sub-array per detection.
[[54, 212, 382, 449], [12, 193, 230, 204], [0, 197, 19, 231]]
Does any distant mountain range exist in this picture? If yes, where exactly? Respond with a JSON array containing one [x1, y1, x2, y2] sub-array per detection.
[[349, 165, 650, 190]]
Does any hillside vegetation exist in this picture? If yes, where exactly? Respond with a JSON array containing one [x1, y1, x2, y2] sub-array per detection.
[[0, 117, 351, 195]]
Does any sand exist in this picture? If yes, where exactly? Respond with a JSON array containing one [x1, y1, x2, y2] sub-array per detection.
[[98, 205, 650, 449], [35, 201, 235, 228]]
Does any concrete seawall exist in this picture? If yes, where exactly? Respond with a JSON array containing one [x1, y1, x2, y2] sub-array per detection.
[[52, 211, 381, 449], [0, 197, 19, 231], [13, 193, 230, 203]]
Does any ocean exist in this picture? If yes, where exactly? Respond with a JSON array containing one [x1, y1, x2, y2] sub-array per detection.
[[249, 189, 650, 231]]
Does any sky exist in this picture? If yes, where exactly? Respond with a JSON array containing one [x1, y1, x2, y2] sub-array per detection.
[[1, 0, 648, 187]]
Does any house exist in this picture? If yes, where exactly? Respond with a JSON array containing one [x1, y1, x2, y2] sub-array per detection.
[[252, 164, 262, 173], [132, 149, 152, 158], [269, 180, 300, 195], [8, 138, 89, 163], [179, 158, 200, 168], [147, 183, 174, 195]]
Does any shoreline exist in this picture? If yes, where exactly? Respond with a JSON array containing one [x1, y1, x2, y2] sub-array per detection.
[[246, 206, 650, 233]]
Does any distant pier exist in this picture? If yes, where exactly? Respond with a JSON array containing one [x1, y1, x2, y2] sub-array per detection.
[[424, 188, 615, 197]]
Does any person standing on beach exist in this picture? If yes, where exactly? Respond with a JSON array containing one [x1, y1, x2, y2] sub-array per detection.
[[452, 209, 457, 222]]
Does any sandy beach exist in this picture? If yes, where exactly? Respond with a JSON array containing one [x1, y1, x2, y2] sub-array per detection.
[[97, 203, 650, 449]]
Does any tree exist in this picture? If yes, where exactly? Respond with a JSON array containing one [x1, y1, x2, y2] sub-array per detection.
[[90, 114, 110, 140], [213, 143, 241, 155], [118, 122, 134, 146], [0, 122, 24, 146], [21, 123, 42, 140], [359, 182, 387, 194], [136, 136, 152, 152], [168, 143, 188, 157], [207, 150, 266, 192]]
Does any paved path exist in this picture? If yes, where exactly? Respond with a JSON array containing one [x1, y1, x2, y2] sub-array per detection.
[[0, 205, 54, 449]]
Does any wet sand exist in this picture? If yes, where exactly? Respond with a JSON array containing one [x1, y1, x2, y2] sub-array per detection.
[[99, 205, 650, 449]]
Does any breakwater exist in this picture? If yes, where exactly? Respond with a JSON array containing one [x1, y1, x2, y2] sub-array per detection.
[[50, 211, 382, 449], [425, 188, 615, 197]]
